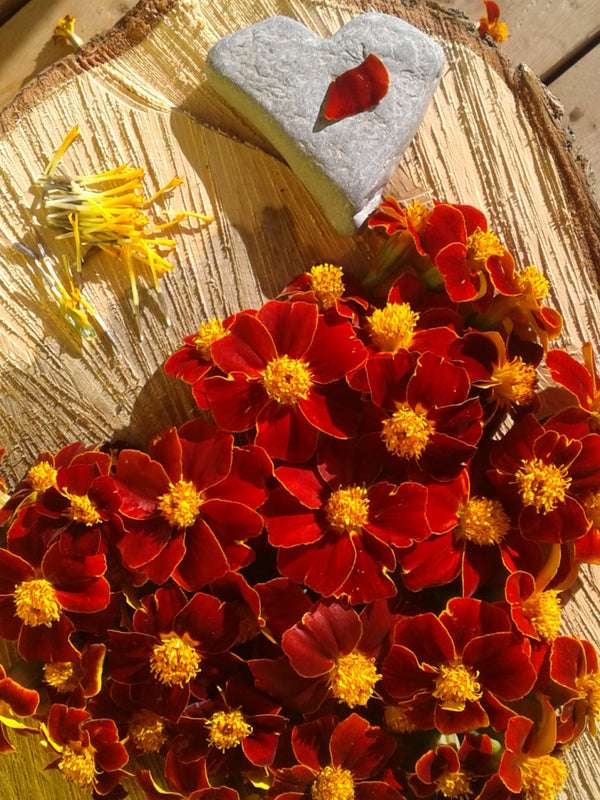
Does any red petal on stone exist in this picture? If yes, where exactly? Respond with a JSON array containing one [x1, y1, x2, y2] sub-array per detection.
[[324, 54, 390, 121]]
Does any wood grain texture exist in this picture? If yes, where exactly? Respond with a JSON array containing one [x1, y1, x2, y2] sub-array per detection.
[[0, 0, 599, 798]]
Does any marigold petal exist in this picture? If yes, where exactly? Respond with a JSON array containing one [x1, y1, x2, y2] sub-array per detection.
[[330, 713, 396, 778]]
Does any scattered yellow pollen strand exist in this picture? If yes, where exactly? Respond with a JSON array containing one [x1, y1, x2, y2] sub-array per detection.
[[64, 492, 102, 526], [523, 591, 562, 641], [329, 651, 380, 707], [14, 579, 61, 627], [466, 228, 504, 261], [383, 704, 417, 733], [311, 766, 355, 800], [128, 710, 167, 753], [193, 318, 227, 360], [515, 266, 550, 300], [325, 486, 370, 531], [519, 755, 568, 800], [309, 264, 345, 310], [433, 661, 483, 712], [27, 461, 58, 492], [150, 634, 201, 687], [491, 358, 537, 407], [58, 745, 95, 790], [205, 709, 253, 751], [575, 671, 600, 736], [156, 480, 203, 529], [381, 404, 434, 459], [515, 458, 572, 514], [367, 302, 420, 352], [261, 355, 312, 405], [457, 497, 510, 546], [43, 662, 76, 692], [435, 770, 473, 799]]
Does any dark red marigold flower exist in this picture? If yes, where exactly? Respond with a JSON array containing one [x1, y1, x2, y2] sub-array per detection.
[[369, 195, 431, 255], [203, 300, 367, 462], [550, 635, 600, 744], [409, 733, 495, 798], [367, 350, 483, 481], [0, 542, 109, 662], [488, 410, 600, 543], [382, 597, 536, 734], [137, 762, 240, 800], [42, 642, 106, 709], [113, 419, 268, 590], [277, 263, 369, 323], [267, 713, 401, 800], [477, 1, 508, 43], [263, 435, 429, 602], [44, 703, 130, 796], [0, 663, 39, 753], [504, 570, 563, 644]]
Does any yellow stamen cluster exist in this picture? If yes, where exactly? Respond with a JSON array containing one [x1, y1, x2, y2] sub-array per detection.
[[523, 591, 562, 641], [515, 266, 550, 301], [150, 634, 201, 687], [27, 461, 58, 492], [58, 745, 96, 790], [457, 496, 510, 546], [329, 651, 380, 707], [311, 766, 355, 800], [157, 479, 203, 529], [433, 661, 483, 712], [43, 661, 76, 692], [519, 755, 568, 800], [193, 318, 228, 360], [491, 357, 537, 407], [575, 670, 600, 735], [325, 486, 370, 532], [52, 15, 83, 48], [309, 264, 345, 310], [466, 228, 504, 262], [383, 703, 416, 733], [381, 404, 434, 459], [205, 709, 253, 751], [262, 355, 312, 405], [129, 710, 167, 753], [485, 19, 508, 43], [406, 199, 430, 231], [367, 302, 420, 352], [14, 578, 61, 627], [65, 492, 102, 526], [435, 770, 473, 799], [515, 458, 572, 514]]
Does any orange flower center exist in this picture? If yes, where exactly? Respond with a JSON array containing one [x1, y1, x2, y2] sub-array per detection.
[[381, 403, 434, 459], [575, 671, 600, 735], [262, 355, 313, 405], [129, 709, 167, 753], [43, 661, 76, 692], [515, 265, 550, 300], [433, 661, 483, 712], [367, 302, 420, 353], [383, 703, 416, 733], [311, 766, 355, 800], [435, 769, 473, 799], [406, 199, 430, 230], [193, 317, 227, 360], [205, 709, 253, 751], [309, 264, 345, 310], [456, 496, 510, 546], [519, 755, 567, 800], [27, 461, 58, 492], [325, 486, 370, 532], [466, 228, 504, 262], [491, 357, 537, 407], [522, 591, 562, 641], [14, 579, 61, 627], [150, 633, 201, 687], [515, 458, 571, 514], [329, 651, 380, 707], [486, 19, 508, 43], [65, 492, 102, 526], [156, 479, 202, 528], [58, 744, 95, 790]]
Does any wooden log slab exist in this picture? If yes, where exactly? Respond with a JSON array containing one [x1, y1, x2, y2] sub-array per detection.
[[0, 1, 599, 798]]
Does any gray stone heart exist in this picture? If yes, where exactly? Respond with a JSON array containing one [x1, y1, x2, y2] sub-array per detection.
[[205, 13, 444, 236]]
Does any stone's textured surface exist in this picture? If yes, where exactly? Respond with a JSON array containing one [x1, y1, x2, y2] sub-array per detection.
[[205, 13, 444, 236]]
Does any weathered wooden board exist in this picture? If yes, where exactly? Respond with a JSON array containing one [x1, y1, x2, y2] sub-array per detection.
[[0, 0, 599, 798]]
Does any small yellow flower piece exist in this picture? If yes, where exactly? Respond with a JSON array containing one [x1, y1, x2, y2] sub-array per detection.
[[367, 302, 420, 352], [329, 651, 380, 707], [456, 496, 510, 546], [205, 709, 253, 751], [27, 460, 58, 492], [325, 486, 370, 532], [64, 492, 102, 526], [519, 754, 567, 800], [575, 670, 600, 735], [383, 703, 417, 733], [193, 318, 228, 360], [43, 661, 77, 692], [515, 458, 572, 514], [52, 15, 83, 49], [58, 744, 95, 790], [308, 264, 345, 310], [381, 403, 434, 459], [157, 479, 203, 529], [515, 265, 550, 301], [312, 766, 355, 800], [14, 579, 61, 627], [477, 2, 509, 44], [490, 357, 537, 408], [433, 661, 483, 712], [128, 710, 167, 753], [150, 633, 201, 687], [523, 590, 562, 641], [435, 769, 473, 799], [466, 228, 504, 262], [262, 355, 312, 404]]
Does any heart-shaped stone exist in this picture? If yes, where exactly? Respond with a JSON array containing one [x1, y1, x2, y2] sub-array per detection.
[[205, 13, 444, 236]]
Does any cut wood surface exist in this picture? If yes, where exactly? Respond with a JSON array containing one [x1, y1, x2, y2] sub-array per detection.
[[0, 0, 600, 797]]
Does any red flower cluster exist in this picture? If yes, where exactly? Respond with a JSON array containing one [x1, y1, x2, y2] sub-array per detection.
[[0, 196, 598, 800]]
